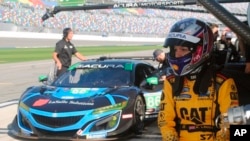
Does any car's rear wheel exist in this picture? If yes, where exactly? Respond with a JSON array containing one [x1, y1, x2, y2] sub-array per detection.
[[132, 95, 145, 134]]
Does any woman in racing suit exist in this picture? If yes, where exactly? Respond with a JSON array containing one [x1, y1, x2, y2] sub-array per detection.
[[157, 18, 239, 141]]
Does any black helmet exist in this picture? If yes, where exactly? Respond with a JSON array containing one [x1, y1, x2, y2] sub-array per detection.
[[63, 27, 72, 39], [163, 18, 213, 76]]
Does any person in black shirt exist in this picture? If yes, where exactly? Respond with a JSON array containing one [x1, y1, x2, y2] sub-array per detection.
[[223, 31, 240, 63], [53, 27, 87, 77], [153, 49, 171, 80], [215, 31, 240, 65]]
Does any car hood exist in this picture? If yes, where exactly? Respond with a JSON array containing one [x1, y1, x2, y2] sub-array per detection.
[[20, 86, 130, 113]]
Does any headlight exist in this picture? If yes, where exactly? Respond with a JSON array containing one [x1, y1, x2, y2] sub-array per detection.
[[19, 102, 30, 111], [90, 112, 120, 132]]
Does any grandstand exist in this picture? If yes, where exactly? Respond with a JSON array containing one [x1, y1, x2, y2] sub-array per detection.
[[0, 0, 248, 37]]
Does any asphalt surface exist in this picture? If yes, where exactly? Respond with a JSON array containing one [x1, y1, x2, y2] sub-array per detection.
[[0, 38, 163, 141], [0, 36, 165, 103], [0, 50, 159, 103]]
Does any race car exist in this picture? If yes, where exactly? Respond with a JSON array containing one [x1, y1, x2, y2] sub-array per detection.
[[11, 1, 250, 140], [11, 56, 163, 140]]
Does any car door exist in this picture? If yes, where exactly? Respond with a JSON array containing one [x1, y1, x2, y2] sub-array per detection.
[[134, 63, 162, 118]]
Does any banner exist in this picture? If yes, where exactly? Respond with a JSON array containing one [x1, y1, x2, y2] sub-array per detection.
[[57, 0, 86, 6]]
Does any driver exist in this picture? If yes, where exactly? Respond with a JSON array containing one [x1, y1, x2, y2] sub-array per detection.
[[157, 18, 239, 141]]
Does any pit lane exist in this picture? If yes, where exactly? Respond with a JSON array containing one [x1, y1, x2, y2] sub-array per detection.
[[0, 39, 162, 141]]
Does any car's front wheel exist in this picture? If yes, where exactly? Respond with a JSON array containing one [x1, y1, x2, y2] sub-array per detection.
[[132, 95, 145, 134]]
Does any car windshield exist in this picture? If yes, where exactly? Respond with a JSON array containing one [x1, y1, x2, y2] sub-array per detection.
[[52, 68, 131, 87]]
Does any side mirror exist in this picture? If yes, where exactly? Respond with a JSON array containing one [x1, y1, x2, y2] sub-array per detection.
[[146, 77, 159, 85], [140, 76, 160, 91], [38, 75, 48, 82]]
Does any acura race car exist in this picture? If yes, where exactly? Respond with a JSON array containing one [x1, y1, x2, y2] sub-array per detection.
[[10, 0, 250, 140], [11, 56, 164, 140]]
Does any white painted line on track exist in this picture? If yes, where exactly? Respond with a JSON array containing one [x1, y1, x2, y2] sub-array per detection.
[[0, 83, 13, 85], [0, 100, 18, 108], [0, 129, 8, 134], [8, 62, 52, 68]]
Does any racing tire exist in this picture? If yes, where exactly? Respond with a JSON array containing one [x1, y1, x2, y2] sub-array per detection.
[[132, 95, 146, 134]]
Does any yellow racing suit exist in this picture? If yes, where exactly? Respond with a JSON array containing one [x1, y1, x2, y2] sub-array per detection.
[[158, 73, 239, 141]]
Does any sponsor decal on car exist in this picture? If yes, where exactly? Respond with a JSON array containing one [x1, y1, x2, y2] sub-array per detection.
[[76, 64, 125, 69], [71, 88, 90, 94], [49, 100, 94, 106], [144, 92, 161, 109], [33, 99, 94, 106], [86, 132, 107, 139], [32, 99, 50, 106], [122, 114, 133, 119], [70, 88, 106, 95], [76, 129, 83, 136], [68, 100, 94, 106]]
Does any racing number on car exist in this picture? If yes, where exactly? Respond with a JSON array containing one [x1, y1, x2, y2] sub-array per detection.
[[145, 95, 161, 108], [71, 88, 88, 94]]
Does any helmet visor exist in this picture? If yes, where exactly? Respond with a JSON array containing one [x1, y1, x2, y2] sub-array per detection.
[[167, 52, 192, 76]]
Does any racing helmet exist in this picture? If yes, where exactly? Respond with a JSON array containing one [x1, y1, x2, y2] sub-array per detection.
[[163, 18, 214, 76], [63, 27, 72, 39]]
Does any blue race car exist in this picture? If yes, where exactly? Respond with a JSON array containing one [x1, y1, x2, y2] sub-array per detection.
[[11, 56, 163, 140]]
